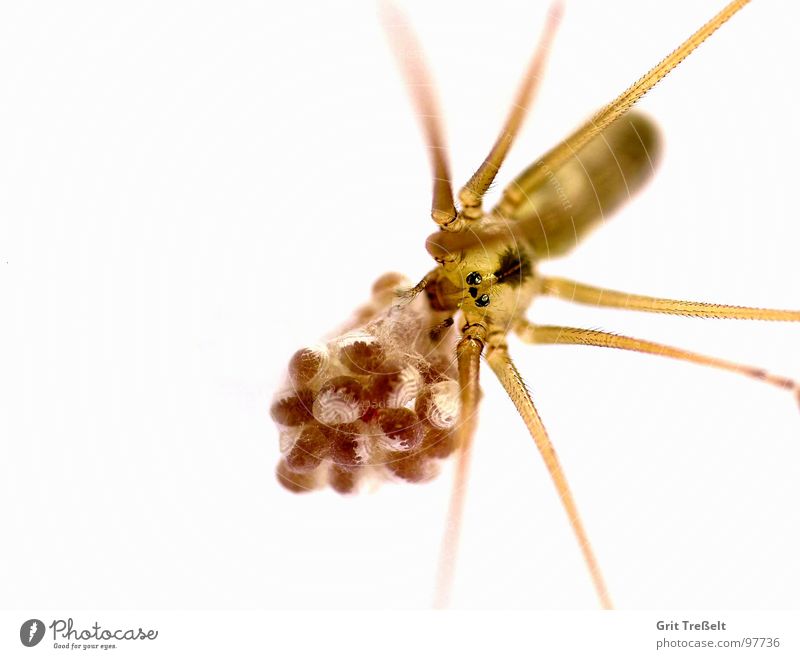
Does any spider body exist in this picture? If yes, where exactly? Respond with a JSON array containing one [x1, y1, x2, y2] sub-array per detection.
[[424, 111, 660, 337]]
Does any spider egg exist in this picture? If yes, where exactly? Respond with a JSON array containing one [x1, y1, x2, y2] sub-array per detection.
[[421, 427, 457, 459], [312, 376, 367, 425], [385, 450, 436, 483], [276, 459, 318, 493], [371, 272, 408, 298], [284, 423, 329, 473], [278, 426, 300, 454], [288, 346, 328, 387], [270, 389, 315, 427], [415, 380, 460, 430], [369, 364, 423, 409], [328, 465, 358, 495], [376, 408, 424, 452], [339, 339, 389, 376], [327, 422, 367, 468]]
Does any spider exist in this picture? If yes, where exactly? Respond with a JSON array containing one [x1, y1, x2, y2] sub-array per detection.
[[270, 0, 799, 608]]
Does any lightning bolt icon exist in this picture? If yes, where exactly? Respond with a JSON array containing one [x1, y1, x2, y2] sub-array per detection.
[[28, 621, 37, 642]]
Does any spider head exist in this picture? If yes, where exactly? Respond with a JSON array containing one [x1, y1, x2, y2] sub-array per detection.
[[425, 237, 537, 330]]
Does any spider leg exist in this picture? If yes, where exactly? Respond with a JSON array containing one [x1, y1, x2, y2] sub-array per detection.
[[434, 323, 485, 608], [457, 3, 562, 221], [486, 340, 613, 609], [517, 321, 800, 402], [498, 0, 751, 218], [539, 277, 800, 321], [380, 2, 456, 227]]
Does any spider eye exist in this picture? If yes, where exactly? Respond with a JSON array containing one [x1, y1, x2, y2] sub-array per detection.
[[475, 294, 490, 308], [465, 271, 482, 286]]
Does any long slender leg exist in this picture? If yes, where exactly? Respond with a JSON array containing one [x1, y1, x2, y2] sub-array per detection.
[[457, 3, 562, 220], [517, 321, 800, 399], [486, 342, 613, 609], [498, 0, 750, 215], [434, 324, 485, 609], [380, 3, 456, 227], [539, 276, 800, 321]]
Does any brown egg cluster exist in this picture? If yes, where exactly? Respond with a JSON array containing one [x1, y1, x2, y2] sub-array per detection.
[[271, 273, 462, 494]]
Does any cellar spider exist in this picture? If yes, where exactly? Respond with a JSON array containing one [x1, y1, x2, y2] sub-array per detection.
[[270, 3, 798, 604]]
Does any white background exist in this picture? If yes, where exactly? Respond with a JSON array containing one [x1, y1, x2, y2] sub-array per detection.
[[1, 0, 799, 613]]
